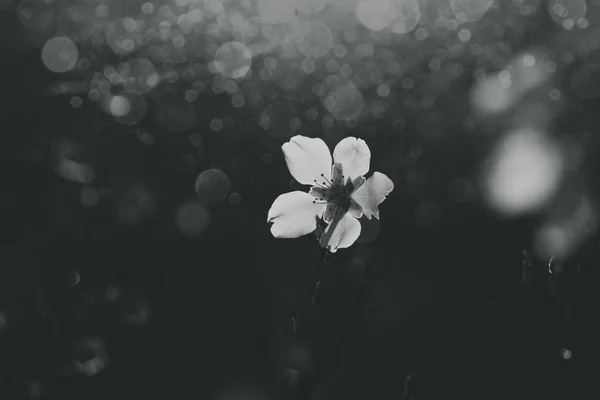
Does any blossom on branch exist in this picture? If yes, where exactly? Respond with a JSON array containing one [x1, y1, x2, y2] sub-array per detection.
[[267, 135, 394, 252]]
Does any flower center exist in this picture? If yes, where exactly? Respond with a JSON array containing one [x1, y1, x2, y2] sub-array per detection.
[[311, 173, 355, 211]]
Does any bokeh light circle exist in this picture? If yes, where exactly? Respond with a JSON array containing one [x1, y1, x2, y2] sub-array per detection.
[[73, 337, 109, 376], [119, 59, 161, 94], [106, 19, 142, 55], [324, 84, 365, 121], [111, 92, 147, 125], [390, 0, 420, 34], [195, 169, 231, 204], [450, 0, 493, 22], [214, 41, 252, 79], [294, 21, 334, 59], [548, 0, 587, 29], [183, 0, 205, 31], [355, 0, 396, 31], [66, 270, 81, 287], [470, 73, 514, 114], [534, 193, 595, 259], [174, 201, 211, 238], [18, 0, 55, 31], [228, 192, 242, 205], [42, 37, 79, 73], [483, 129, 564, 216], [109, 96, 130, 117]]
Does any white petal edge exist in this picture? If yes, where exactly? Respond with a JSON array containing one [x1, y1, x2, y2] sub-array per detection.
[[268, 191, 327, 238], [351, 172, 394, 219], [332, 137, 371, 181], [320, 211, 361, 253], [282, 135, 333, 186]]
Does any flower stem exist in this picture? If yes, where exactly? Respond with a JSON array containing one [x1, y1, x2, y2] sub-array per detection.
[[288, 317, 296, 340], [311, 281, 320, 305], [312, 249, 330, 305], [404, 372, 415, 400]]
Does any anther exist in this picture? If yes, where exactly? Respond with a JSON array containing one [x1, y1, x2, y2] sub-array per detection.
[[320, 174, 333, 186]]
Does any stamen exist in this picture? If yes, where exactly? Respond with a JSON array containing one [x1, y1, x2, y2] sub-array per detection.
[[313, 179, 329, 189], [320, 173, 333, 187]]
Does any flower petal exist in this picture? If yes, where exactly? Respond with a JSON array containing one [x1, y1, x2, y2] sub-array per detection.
[[348, 198, 363, 219], [268, 191, 326, 238], [308, 186, 327, 200], [351, 176, 366, 191], [282, 135, 333, 185], [351, 172, 394, 219], [320, 209, 361, 253], [349, 176, 366, 219], [332, 137, 371, 181]]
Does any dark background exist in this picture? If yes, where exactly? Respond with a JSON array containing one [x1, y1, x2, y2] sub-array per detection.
[[2, 1, 600, 399]]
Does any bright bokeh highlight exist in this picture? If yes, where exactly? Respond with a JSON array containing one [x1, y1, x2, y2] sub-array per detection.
[[214, 41, 253, 79], [324, 83, 365, 121], [355, 0, 396, 31], [534, 193, 596, 259], [483, 129, 564, 217], [548, 0, 587, 30], [471, 52, 551, 114], [42, 36, 79, 73]]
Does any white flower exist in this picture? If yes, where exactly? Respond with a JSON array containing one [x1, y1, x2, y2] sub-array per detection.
[[267, 135, 394, 252]]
